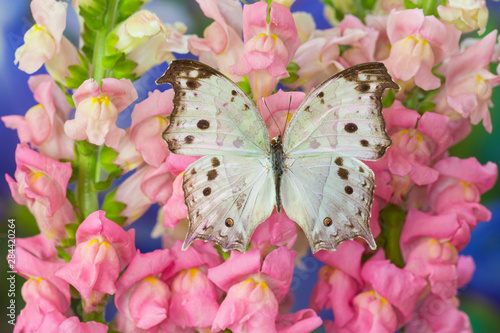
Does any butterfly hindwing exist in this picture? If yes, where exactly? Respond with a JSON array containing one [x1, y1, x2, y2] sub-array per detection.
[[283, 62, 398, 160], [281, 154, 376, 252], [157, 60, 270, 157], [182, 155, 275, 252]]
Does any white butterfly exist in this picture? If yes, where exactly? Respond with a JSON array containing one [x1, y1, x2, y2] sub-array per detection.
[[157, 60, 398, 253]]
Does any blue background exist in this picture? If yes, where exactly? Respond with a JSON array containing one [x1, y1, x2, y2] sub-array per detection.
[[1, 0, 500, 331]]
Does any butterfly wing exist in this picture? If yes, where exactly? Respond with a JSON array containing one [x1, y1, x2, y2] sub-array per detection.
[[281, 63, 398, 252], [282, 155, 376, 252], [283, 62, 398, 160], [182, 155, 275, 252], [157, 59, 270, 157]]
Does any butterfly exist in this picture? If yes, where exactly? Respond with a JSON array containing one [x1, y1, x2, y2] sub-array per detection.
[[156, 59, 398, 253]]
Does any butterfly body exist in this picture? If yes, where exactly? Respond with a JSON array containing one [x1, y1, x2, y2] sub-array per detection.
[[157, 59, 398, 253]]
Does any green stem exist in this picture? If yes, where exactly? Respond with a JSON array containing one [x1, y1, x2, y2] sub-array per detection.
[[422, 0, 438, 16], [91, 0, 120, 83], [75, 141, 99, 219], [379, 204, 406, 268]]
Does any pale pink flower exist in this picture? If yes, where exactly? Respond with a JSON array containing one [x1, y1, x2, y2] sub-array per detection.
[[189, 0, 244, 81], [292, 12, 316, 44], [55, 211, 136, 300], [257, 89, 306, 138], [169, 268, 219, 329], [64, 78, 138, 148], [130, 90, 173, 168], [57, 317, 108, 333], [112, 10, 189, 76], [385, 9, 461, 90], [438, 0, 488, 34], [112, 132, 144, 173], [14, 0, 67, 74], [231, 1, 300, 100], [2, 75, 74, 160], [211, 278, 279, 333], [114, 249, 173, 332], [140, 163, 176, 206], [435, 30, 499, 132], [165, 153, 200, 176], [6, 144, 74, 243], [337, 15, 379, 65]]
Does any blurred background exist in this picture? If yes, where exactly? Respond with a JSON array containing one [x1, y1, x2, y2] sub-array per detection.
[[1, 0, 499, 332]]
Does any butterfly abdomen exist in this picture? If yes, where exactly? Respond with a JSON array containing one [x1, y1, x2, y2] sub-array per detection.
[[271, 136, 285, 212]]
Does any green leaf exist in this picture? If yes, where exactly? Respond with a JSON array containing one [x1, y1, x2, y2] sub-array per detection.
[[100, 146, 120, 173], [102, 189, 127, 225], [56, 246, 72, 262], [65, 223, 80, 239], [113, 58, 138, 74], [75, 140, 98, 156], [379, 204, 406, 268], [237, 77, 252, 96], [382, 89, 396, 108], [281, 61, 300, 85], [60, 238, 76, 248], [214, 245, 231, 260], [68, 64, 90, 82], [102, 53, 124, 69], [118, 0, 146, 22], [95, 169, 122, 191], [404, 0, 418, 9]]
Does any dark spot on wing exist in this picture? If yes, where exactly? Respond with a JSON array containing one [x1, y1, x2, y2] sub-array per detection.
[[233, 139, 243, 148], [338, 168, 349, 180], [305, 106, 311, 112], [344, 186, 353, 194], [320, 99, 325, 104], [232, 90, 237, 96], [323, 217, 332, 227], [186, 80, 200, 89], [207, 169, 218, 181], [360, 139, 369, 147], [184, 135, 194, 143], [318, 92, 324, 98], [197, 119, 210, 130], [244, 104, 250, 110], [356, 83, 370, 92], [203, 187, 211, 196], [359, 166, 364, 173], [190, 168, 196, 175], [225, 218, 234, 227], [310, 140, 320, 149], [211, 157, 220, 167], [344, 123, 358, 133], [231, 97, 235, 102], [334, 157, 343, 166]]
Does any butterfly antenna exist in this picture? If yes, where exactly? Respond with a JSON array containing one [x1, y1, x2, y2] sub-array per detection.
[[282, 93, 293, 135], [262, 98, 282, 138]]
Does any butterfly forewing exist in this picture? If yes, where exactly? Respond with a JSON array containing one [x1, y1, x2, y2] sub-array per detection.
[[283, 62, 398, 160], [182, 155, 275, 251], [157, 60, 270, 157], [282, 155, 376, 252]]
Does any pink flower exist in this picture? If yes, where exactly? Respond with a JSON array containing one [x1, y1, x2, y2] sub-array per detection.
[[212, 278, 279, 333], [162, 172, 188, 229], [56, 317, 108, 333], [385, 9, 461, 90], [130, 90, 173, 168], [14, 0, 67, 74], [378, 102, 453, 203], [15, 279, 68, 333], [405, 295, 471, 333], [346, 290, 399, 333], [436, 30, 499, 132], [208, 247, 296, 302], [164, 153, 199, 176], [405, 239, 459, 299], [275, 309, 322, 333], [231, 2, 300, 100], [427, 157, 497, 249], [189, 0, 244, 81], [64, 78, 138, 148], [114, 249, 173, 332], [161, 240, 223, 281], [251, 211, 297, 251], [56, 211, 136, 300], [257, 89, 305, 138], [2, 75, 74, 160], [6, 144, 75, 243], [140, 163, 176, 206], [169, 268, 219, 328]]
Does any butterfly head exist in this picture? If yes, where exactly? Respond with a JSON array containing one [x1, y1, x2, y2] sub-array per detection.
[[270, 135, 282, 146]]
